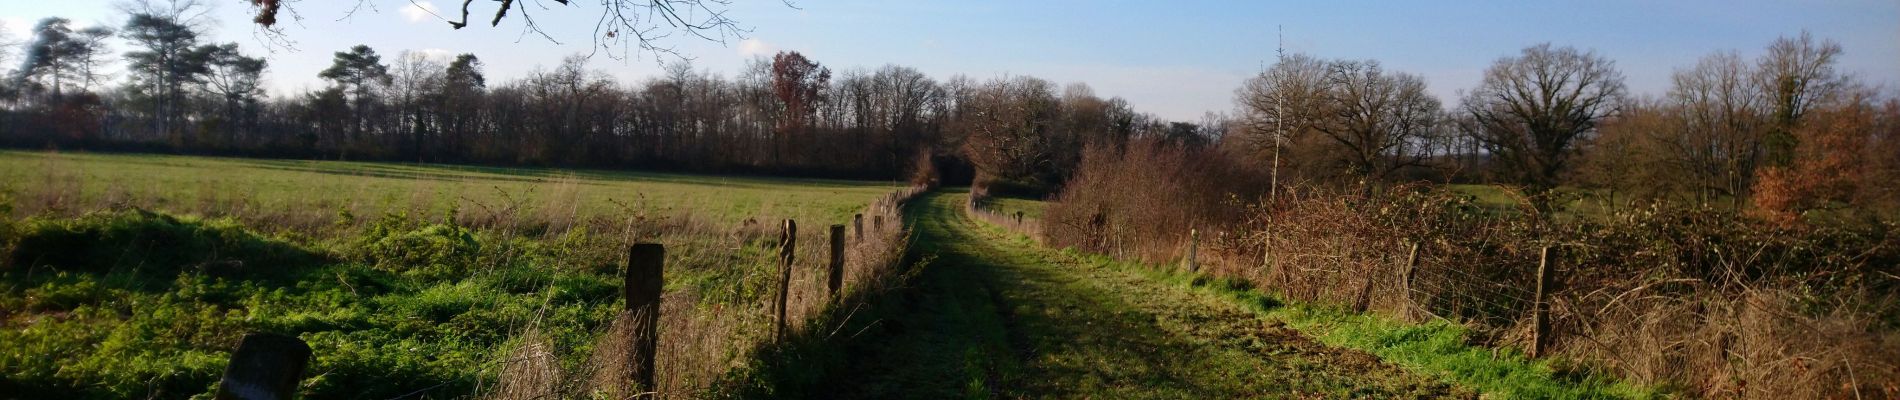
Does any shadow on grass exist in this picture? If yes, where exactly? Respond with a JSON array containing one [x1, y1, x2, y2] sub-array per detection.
[[717, 191, 1024, 399], [8, 210, 327, 277]]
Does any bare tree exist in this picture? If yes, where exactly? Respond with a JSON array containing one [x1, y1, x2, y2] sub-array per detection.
[[242, 0, 777, 60], [1235, 53, 1330, 185], [1756, 31, 1846, 167], [1313, 60, 1442, 185], [1237, 54, 1328, 152], [1236, 55, 1443, 187], [1576, 96, 1674, 206], [389, 50, 445, 160], [958, 75, 1062, 186], [1459, 43, 1626, 199], [1664, 50, 1766, 205]]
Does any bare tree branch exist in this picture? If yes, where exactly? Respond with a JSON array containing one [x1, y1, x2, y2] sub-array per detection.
[[245, 0, 778, 62]]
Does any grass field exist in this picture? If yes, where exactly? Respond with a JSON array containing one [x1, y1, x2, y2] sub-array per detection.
[[1, 151, 900, 226], [986, 193, 1049, 220], [0, 151, 909, 399], [950, 193, 1655, 399]]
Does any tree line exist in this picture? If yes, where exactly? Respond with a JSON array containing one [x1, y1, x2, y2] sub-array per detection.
[[1, 4, 1892, 213], [1226, 33, 1898, 216], [0, 6, 1197, 181]]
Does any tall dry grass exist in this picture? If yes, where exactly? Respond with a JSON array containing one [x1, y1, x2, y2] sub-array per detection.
[[1042, 139, 1264, 263], [486, 185, 925, 399], [1041, 139, 1899, 398], [968, 187, 1043, 242], [1221, 188, 1899, 399]]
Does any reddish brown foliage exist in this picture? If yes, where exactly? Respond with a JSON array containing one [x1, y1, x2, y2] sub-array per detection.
[[771, 51, 830, 138], [1043, 138, 1265, 264], [1752, 101, 1875, 224]]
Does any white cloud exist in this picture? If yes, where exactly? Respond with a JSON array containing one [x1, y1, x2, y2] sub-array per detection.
[[400, 1, 441, 23], [2, 17, 34, 40], [737, 38, 775, 57], [414, 48, 455, 62]]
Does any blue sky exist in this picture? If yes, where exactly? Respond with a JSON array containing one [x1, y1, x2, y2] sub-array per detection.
[[4, 0, 1896, 120]]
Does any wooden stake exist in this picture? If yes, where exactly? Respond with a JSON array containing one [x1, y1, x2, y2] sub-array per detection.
[[852, 214, 864, 244], [625, 243, 664, 392], [1403, 241, 1420, 309], [828, 224, 846, 303], [1531, 246, 1553, 358], [214, 333, 311, 400], [1184, 229, 1199, 273], [776, 220, 796, 342]]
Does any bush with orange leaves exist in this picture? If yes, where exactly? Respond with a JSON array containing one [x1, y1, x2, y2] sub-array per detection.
[[1752, 96, 1894, 225]]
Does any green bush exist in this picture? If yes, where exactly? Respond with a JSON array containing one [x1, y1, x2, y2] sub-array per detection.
[[355, 213, 481, 280]]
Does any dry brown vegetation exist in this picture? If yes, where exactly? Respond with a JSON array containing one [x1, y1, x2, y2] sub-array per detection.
[[1044, 139, 1264, 263], [967, 186, 1044, 243], [1040, 135, 1899, 398], [1237, 187, 1898, 398], [491, 186, 924, 399]]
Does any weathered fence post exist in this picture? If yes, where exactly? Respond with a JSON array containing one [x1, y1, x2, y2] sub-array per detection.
[[1014, 211, 1024, 225], [852, 214, 864, 244], [1184, 229, 1199, 273], [872, 215, 884, 232], [1531, 246, 1553, 358], [1353, 274, 1374, 313], [625, 243, 665, 392], [1402, 241, 1420, 308], [776, 220, 796, 342], [828, 224, 846, 303], [214, 332, 311, 400]]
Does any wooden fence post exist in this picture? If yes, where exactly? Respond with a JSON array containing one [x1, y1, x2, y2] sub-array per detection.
[[214, 332, 311, 400], [872, 215, 883, 232], [828, 224, 846, 303], [852, 214, 864, 244], [1531, 246, 1553, 358], [776, 220, 796, 342], [1184, 229, 1199, 273], [625, 243, 664, 392], [1402, 241, 1420, 307], [1014, 211, 1024, 225]]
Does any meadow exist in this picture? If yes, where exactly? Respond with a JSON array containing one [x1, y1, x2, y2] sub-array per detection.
[[0, 151, 913, 399]]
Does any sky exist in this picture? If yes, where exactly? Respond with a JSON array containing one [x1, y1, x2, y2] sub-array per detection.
[[3, 0, 1896, 121]]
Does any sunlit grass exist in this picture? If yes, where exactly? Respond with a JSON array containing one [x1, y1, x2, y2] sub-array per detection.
[[1055, 248, 1662, 400], [0, 151, 910, 398], [0, 150, 900, 225]]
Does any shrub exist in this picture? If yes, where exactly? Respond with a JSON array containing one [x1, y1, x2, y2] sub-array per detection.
[[1043, 138, 1264, 264], [354, 213, 481, 280], [1220, 186, 1900, 398]]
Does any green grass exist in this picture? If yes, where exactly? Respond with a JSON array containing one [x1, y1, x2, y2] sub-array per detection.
[[986, 194, 1048, 220], [0, 151, 904, 399], [817, 191, 1471, 399], [1, 150, 901, 224], [1051, 248, 1661, 399], [1447, 184, 1624, 220], [1446, 184, 1521, 209]]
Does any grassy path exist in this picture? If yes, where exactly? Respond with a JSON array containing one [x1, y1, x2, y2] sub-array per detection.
[[833, 191, 1471, 399]]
